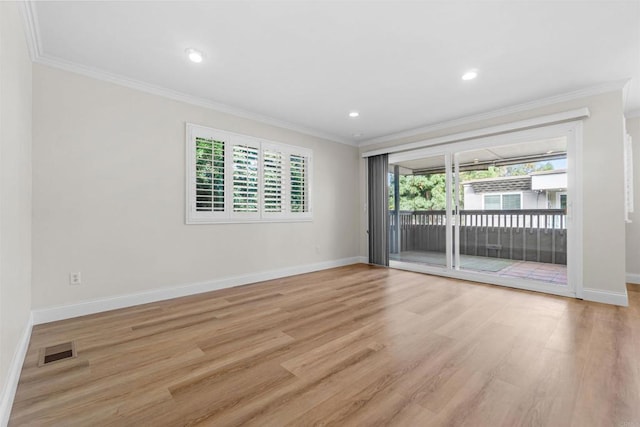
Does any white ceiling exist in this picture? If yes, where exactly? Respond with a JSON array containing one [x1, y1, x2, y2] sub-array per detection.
[[29, 1, 640, 145]]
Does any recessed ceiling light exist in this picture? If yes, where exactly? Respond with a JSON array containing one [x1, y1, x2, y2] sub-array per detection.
[[462, 70, 478, 81], [349, 111, 360, 118], [547, 150, 554, 154], [185, 48, 203, 63], [352, 133, 363, 138], [473, 158, 479, 163]]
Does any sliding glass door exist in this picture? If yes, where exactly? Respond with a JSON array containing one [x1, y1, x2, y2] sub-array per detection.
[[387, 127, 577, 297]]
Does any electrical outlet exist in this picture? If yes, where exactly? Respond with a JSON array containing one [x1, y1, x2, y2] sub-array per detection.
[[69, 272, 81, 285]]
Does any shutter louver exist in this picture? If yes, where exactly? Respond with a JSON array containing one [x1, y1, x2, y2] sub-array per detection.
[[232, 144, 259, 213], [290, 154, 308, 213], [263, 150, 284, 213], [195, 137, 225, 212]]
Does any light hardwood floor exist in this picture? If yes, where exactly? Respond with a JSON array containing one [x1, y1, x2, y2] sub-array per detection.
[[9, 264, 640, 426]]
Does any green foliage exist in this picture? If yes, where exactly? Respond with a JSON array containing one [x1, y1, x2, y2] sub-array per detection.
[[195, 138, 225, 211], [503, 162, 553, 176], [392, 174, 447, 210], [458, 165, 502, 181], [389, 161, 555, 211], [461, 162, 553, 180]]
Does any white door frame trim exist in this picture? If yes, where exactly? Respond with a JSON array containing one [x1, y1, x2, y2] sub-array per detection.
[[364, 108, 590, 158], [388, 120, 584, 299]]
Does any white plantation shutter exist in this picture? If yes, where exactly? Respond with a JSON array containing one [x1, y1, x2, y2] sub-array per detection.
[[263, 147, 285, 215], [290, 153, 309, 213], [231, 142, 260, 217], [195, 137, 225, 212], [186, 123, 312, 223], [187, 126, 231, 223], [262, 144, 313, 219]]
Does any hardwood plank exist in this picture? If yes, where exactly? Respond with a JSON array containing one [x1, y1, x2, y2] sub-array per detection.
[[284, 333, 453, 427], [424, 372, 522, 426], [8, 264, 640, 426], [570, 309, 640, 427], [502, 347, 586, 427]]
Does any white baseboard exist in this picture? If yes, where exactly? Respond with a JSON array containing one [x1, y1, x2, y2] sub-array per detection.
[[357, 256, 369, 264], [582, 288, 629, 306], [0, 313, 33, 427], [626, 272, 640, 284], [32, 257, 364, 325]]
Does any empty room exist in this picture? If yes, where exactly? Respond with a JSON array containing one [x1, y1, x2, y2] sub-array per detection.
[[1, 1, 640, 426]]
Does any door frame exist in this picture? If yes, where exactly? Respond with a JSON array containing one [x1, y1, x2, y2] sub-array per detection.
[[388, 120, 583, 299]]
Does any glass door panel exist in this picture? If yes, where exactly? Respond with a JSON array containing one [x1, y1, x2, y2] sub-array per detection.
[[454, 138, 568, 286], [389, 154, 453, 269]]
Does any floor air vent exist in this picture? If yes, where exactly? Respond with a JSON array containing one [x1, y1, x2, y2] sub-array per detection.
[[39, 341, 76, 366]]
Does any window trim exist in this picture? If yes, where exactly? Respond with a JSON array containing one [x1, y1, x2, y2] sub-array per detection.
[[186, 123, 313, 224], [482, 191, 523, 210]]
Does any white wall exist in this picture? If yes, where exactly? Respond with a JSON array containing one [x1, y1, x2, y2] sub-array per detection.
[[626, 116, 640, 281], [523, 191, 545, 209], [360, 91, 627, 298], [0, 0, 32, 413], [531, 172, 567, 191], [32, 64, 360, 310], [462, 185, 481, 209], [462, 189, 545, 210]]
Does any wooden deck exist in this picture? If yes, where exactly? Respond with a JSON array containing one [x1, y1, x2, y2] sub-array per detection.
[[9, 264, 640, 426], [391, 250, 567, 284]]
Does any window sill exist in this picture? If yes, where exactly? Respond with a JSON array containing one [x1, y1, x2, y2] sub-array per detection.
[[185, 217, 313, 225]]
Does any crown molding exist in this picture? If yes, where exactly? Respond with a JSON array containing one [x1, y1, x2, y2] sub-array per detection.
[[358, 79, 631, 148], [18, 2, 354, 147], [18, 0, 42, 61], [33, 54, 355, 146]]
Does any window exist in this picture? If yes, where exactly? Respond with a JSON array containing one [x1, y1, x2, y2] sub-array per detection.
[[186, 124, 312, 223], [502, 194, 521, 210], [484, 195, 501, 210], [483, 193, 522, 210]]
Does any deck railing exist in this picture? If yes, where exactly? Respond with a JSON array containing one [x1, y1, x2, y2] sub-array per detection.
[[389, 209, 567, 265]]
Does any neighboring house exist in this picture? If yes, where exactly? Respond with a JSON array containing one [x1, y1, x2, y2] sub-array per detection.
[[462, 169, 567, 210]]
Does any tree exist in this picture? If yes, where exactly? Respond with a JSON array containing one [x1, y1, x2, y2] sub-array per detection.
[[398, 174, 447, 210], [391, 161, 555, 211]]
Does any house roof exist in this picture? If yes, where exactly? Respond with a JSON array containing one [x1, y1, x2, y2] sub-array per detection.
[[463, 175, 532, 193]]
